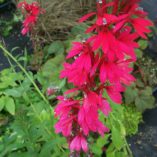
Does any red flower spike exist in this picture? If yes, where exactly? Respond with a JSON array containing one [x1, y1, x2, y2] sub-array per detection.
[[54, 0, 153, 153], [18, 1, 45, 35]]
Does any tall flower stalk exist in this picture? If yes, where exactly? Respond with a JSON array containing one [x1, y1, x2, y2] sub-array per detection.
[[18, 1, 45, 52], [18, 1, 45, 35], [55, 0, 153, 154]]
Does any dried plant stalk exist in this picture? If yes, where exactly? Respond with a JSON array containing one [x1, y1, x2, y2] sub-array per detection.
[[33, 0, 96, 44]]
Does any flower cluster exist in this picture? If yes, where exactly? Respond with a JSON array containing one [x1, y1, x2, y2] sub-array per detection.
[[18, 1, 45, 35], [55, 0, 153, 153]]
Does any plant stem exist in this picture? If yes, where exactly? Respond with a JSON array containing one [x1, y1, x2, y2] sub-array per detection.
[[0, 44, 49, 106], [124, 138, 133, 157]]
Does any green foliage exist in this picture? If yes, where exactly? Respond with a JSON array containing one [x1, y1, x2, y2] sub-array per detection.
[[124, 84, 155, 112], [0, 68, 69, 157], [0, 69, 23, 115], [123, 107, 142, 135], [0, 19, 155, 157], [48, 41, 64, 55], [0, 0, 5, 3], [91, 134, 110, 156], [91, 101, 142, 157], [37, 54, 65, 92], [0, 14, 22, 37], [135, 39, 148, 59], [124, 38, 156, 112]]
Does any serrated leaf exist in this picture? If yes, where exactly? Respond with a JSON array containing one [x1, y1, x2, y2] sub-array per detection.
[[48, 41, 64, 55], [142, 86, 152, 96], [112, 127, 124, 150], [136, 79, 145, 88], [37, 54, 64, 89], [138, 40, 148, 50], [91, 134, 110, 156], [124, 86, 138, 104], [4, 88, 22, 97], [135, 87, 155, 112], [71, 24, 87, 36], [5, 97, 15, 115], [135, 95, 155, 112], [135, 49, 143, 58]]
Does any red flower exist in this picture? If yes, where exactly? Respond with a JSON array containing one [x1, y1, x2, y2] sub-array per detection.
[[55, 114, 74, 137], [54, 0, 153, 153], [100, 59, 135, 85], [131, 18, 153, 39], [105, 83, 125, 104], [54, 96, 79, 136], [18, 1, 45, 35], [78, 92, 109, 136], [60, 42, 94, 86]]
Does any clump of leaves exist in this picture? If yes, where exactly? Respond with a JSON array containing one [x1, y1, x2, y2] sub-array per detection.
[[0, 14, 22, 37], [0, 0, 5, 4], [124, 38, 156, 112], [124, 84, 155, 112], [137, 57, 157, 87], [90, 103, 142, 157], [0, 68, 69, 157]]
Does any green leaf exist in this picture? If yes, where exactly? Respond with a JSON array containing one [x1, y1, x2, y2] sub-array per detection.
[[138, 40, 148, 50], [135, 49, 143, 58], [115, 151, 127, 157], [37, 54, 64, 89], [136, 79, 145, 88], [48, 41, 64, 55], [91, 134, 110, 156], [5, 97, 15, 115], [123, 107, 142, 135], [135, 95, 155, 112], [135, 87, 155, 112], [0, 96, 5, 111], [124, 86, 138, 104], [71, 24, 87, 36], [4, 88, 22, 97], [107, 152, 115, 157], [112, 127, 124, 150], [106, 144, 116, 157]]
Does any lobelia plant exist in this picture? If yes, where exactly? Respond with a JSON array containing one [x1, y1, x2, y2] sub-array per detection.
[[18, 1, 45, 35], [54, 0, 153, 156], [17, 1, 46, 69]]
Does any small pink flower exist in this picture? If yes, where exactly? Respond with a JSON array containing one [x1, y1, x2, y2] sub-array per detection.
[[60, 42, 94, 86], [105, 83, 125, 104], [70, 134, 88, 152], [46, 87, 55, 96], [54, 96, 80, 136], [78, 92, 109, 136], [100, 59, 135, 86], [98, 97, 112, 116], [55, 96, 79, 117], [55, 115, 73, 137]]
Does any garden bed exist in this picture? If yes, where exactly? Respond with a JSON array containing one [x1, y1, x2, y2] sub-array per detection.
[[0, 1, 157, 157], [129, 107, 157, 157], [0, 9, 32, 71]]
